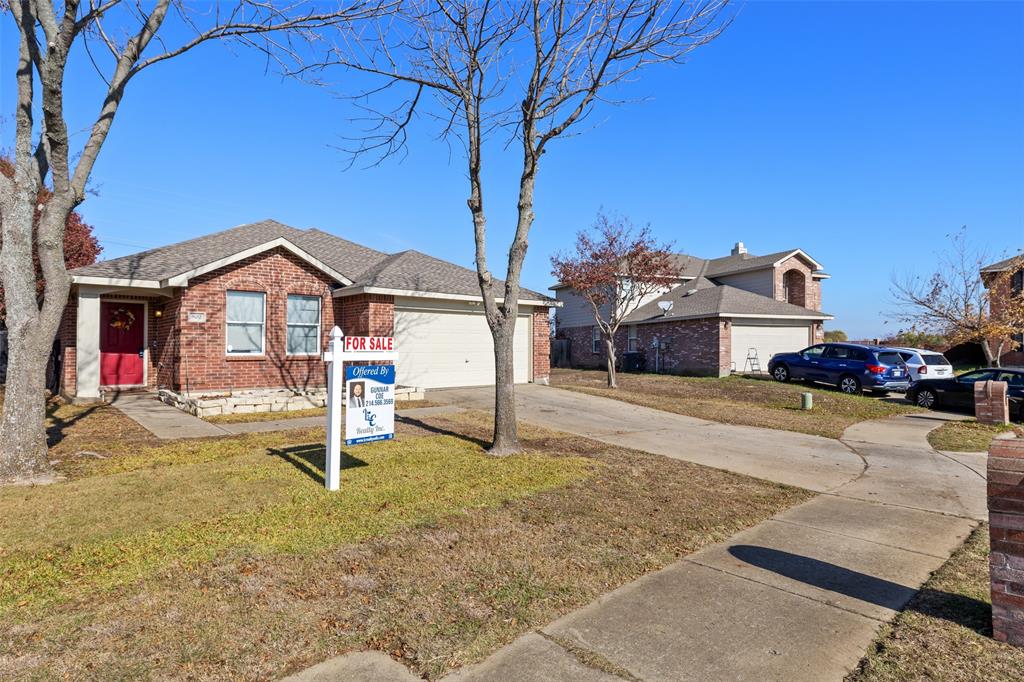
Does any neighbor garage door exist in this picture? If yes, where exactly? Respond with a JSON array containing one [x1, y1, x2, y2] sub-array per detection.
[[394, 303, 531, 389], [730, 323, 812, 373]]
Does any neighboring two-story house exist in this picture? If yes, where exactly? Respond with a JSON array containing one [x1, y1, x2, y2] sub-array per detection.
[[982, 253, 1024, 366], [552, 242, 832, 376]]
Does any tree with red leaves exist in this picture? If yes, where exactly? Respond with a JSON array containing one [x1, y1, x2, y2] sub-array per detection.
[[551, 212, 682, 388], [0, 157, 102, 322]]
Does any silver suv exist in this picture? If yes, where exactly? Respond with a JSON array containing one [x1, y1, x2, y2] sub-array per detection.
[[894, 347, 954, 382]]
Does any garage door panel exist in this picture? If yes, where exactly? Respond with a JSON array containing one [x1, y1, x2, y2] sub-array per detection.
[[394, 308, 530, 389], [731, 324, 810, 373]]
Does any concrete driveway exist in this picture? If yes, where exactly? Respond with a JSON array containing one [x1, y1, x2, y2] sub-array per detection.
[[298, 384, 987, 682], [428, 383, 986, 681]]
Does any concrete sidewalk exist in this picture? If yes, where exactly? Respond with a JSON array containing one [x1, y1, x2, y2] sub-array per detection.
[[287, 384, 982, 682], [111, 394, 463, 439], [425, 386, 986, 681], [108, 392, 230, 439]]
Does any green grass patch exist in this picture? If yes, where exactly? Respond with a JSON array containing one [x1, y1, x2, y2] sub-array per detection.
[[0, 433, 591, 613], [551, 369, 918, 439], [849, 524, 1024, 681], [928, 421, 1024, 452]]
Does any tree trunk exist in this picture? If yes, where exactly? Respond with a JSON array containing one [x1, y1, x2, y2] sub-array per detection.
[[605, 335, 618, 389], [489, 320, 519, 455], [0, 197, 57, 481], [981, 338, 1001, 368], [0, 336, 51, 479]]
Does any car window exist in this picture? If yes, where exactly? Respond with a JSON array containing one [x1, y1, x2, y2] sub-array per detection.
[[998, 372, 1024, 386], [898, 351, 915, 362], [803, 345, 826, 358], [923, 354, 950, 365], [824, 345, 848, 359], [957, 370, 998, 383], [876, 351, 904, 366]]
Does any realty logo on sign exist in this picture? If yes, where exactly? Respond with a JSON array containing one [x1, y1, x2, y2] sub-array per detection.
[[345, 364, 395, 446]]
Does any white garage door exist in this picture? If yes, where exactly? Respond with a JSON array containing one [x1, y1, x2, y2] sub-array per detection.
[[730, 323, 811, 373], [394, 306, 531, 389]]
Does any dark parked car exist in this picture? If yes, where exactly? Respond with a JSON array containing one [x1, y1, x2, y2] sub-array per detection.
[[768, 342, 910, 395], [907, 368, 1024, 420]]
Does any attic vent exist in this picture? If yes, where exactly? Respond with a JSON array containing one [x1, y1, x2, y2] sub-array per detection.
[[683, 289, 697, 297], [731, 241, 747, 256]]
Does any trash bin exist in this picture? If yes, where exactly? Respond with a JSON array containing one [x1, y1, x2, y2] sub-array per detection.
[[622, 351, 646, 373]]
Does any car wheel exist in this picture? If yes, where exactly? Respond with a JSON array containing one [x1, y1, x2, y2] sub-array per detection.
[[839, 374, 861, 395], [915, 388, 937, 410], [772, 365, 790, 383]]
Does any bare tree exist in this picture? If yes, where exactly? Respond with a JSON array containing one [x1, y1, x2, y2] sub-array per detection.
[[891, 229, 1024, 367], [326, 0, 731, 453], [0, 0, 381, 481], [551, 211, 680, 388]]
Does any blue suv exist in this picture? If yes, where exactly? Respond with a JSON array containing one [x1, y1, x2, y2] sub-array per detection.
[[768, 343, 910, 395]]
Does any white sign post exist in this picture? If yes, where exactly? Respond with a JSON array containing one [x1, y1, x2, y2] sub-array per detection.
[[322, 326, 399, 491]]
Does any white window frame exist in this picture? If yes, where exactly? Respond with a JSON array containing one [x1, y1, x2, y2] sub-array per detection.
[[592, 326, 601, 354], [627, 325, 639, 353], [286, 294, 322, 356], [225, 290, 266, 356]]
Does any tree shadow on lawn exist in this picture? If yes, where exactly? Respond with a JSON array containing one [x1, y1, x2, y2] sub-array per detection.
[[394, 415, 490, 450], [45, 401, 101, 447], [268, 444, 367, 485], [729, 545, 992, 636]]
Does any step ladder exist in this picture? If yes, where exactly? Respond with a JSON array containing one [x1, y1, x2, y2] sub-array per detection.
[[744, 348, 762, 375]]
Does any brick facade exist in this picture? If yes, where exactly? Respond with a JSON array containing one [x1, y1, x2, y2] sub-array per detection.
[[532, 308, 552, 383], [558, 318, 728, 377], [975, 380, 1010, 425], [988, 436, 1024, 647], [59, 246, 550, 396], [774, 256, 822, 311]]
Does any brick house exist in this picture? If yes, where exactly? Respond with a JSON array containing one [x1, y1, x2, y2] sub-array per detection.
[[981, 253, 1024, 366], [61, 220, 553, 405], [553, 242, 832, 376]]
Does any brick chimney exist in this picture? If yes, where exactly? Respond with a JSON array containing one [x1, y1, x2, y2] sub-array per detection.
[[731, 241, 747, 257]]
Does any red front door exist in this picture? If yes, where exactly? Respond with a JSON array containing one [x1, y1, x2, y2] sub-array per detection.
[[100, 302, 145, 386]]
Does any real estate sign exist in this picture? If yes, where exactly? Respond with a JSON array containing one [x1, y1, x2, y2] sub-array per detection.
[[344, 364, 395, 446]]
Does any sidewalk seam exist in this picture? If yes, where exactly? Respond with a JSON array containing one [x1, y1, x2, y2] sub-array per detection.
[[766, 517, 965, 560], [535, 630, 644, 682]]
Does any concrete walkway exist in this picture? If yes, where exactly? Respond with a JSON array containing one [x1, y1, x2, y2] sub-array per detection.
[[111, 393, 461, 439], [108, 392, 230, 439], [420, 385, 985, 681], [291, 384, 984, 681]]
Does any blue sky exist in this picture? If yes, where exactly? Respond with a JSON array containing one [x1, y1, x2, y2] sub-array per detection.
[[3, 1, 1022, 338]]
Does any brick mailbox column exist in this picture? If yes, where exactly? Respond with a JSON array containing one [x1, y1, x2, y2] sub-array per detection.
[[989, 436, 1024, 646], [976, 380, 1010, 426]]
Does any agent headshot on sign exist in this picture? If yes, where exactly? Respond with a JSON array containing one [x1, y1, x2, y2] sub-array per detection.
[[349, 381, 366, 408]]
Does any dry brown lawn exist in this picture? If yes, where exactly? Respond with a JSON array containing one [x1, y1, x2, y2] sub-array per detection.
[[0, 397, 811, 680], [849, 525, 1024, 681], [927, 420, 1024, 452], [551, 368, 918, 439]]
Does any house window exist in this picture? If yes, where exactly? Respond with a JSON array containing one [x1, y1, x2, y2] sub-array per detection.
[[627, 325, 639, 352], [592, 326, 601, 354], [225, 290, 265, 355], [287, 294, 321, 355]]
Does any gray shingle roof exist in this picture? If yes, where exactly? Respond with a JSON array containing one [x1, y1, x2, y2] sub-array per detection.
[[70, 219, 316, 281], [350, 249, 549, 300], [70, 219, 552, 302], [705, 249, 804, 277], [622, 282, 831, 324], [981, 253, 1024, 273]]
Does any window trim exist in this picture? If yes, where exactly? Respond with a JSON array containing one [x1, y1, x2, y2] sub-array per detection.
[[627, 325, 639, 353], [286, 293, 322, 357], [225, 290, 266, 356], [592, 326, 601, 354]]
